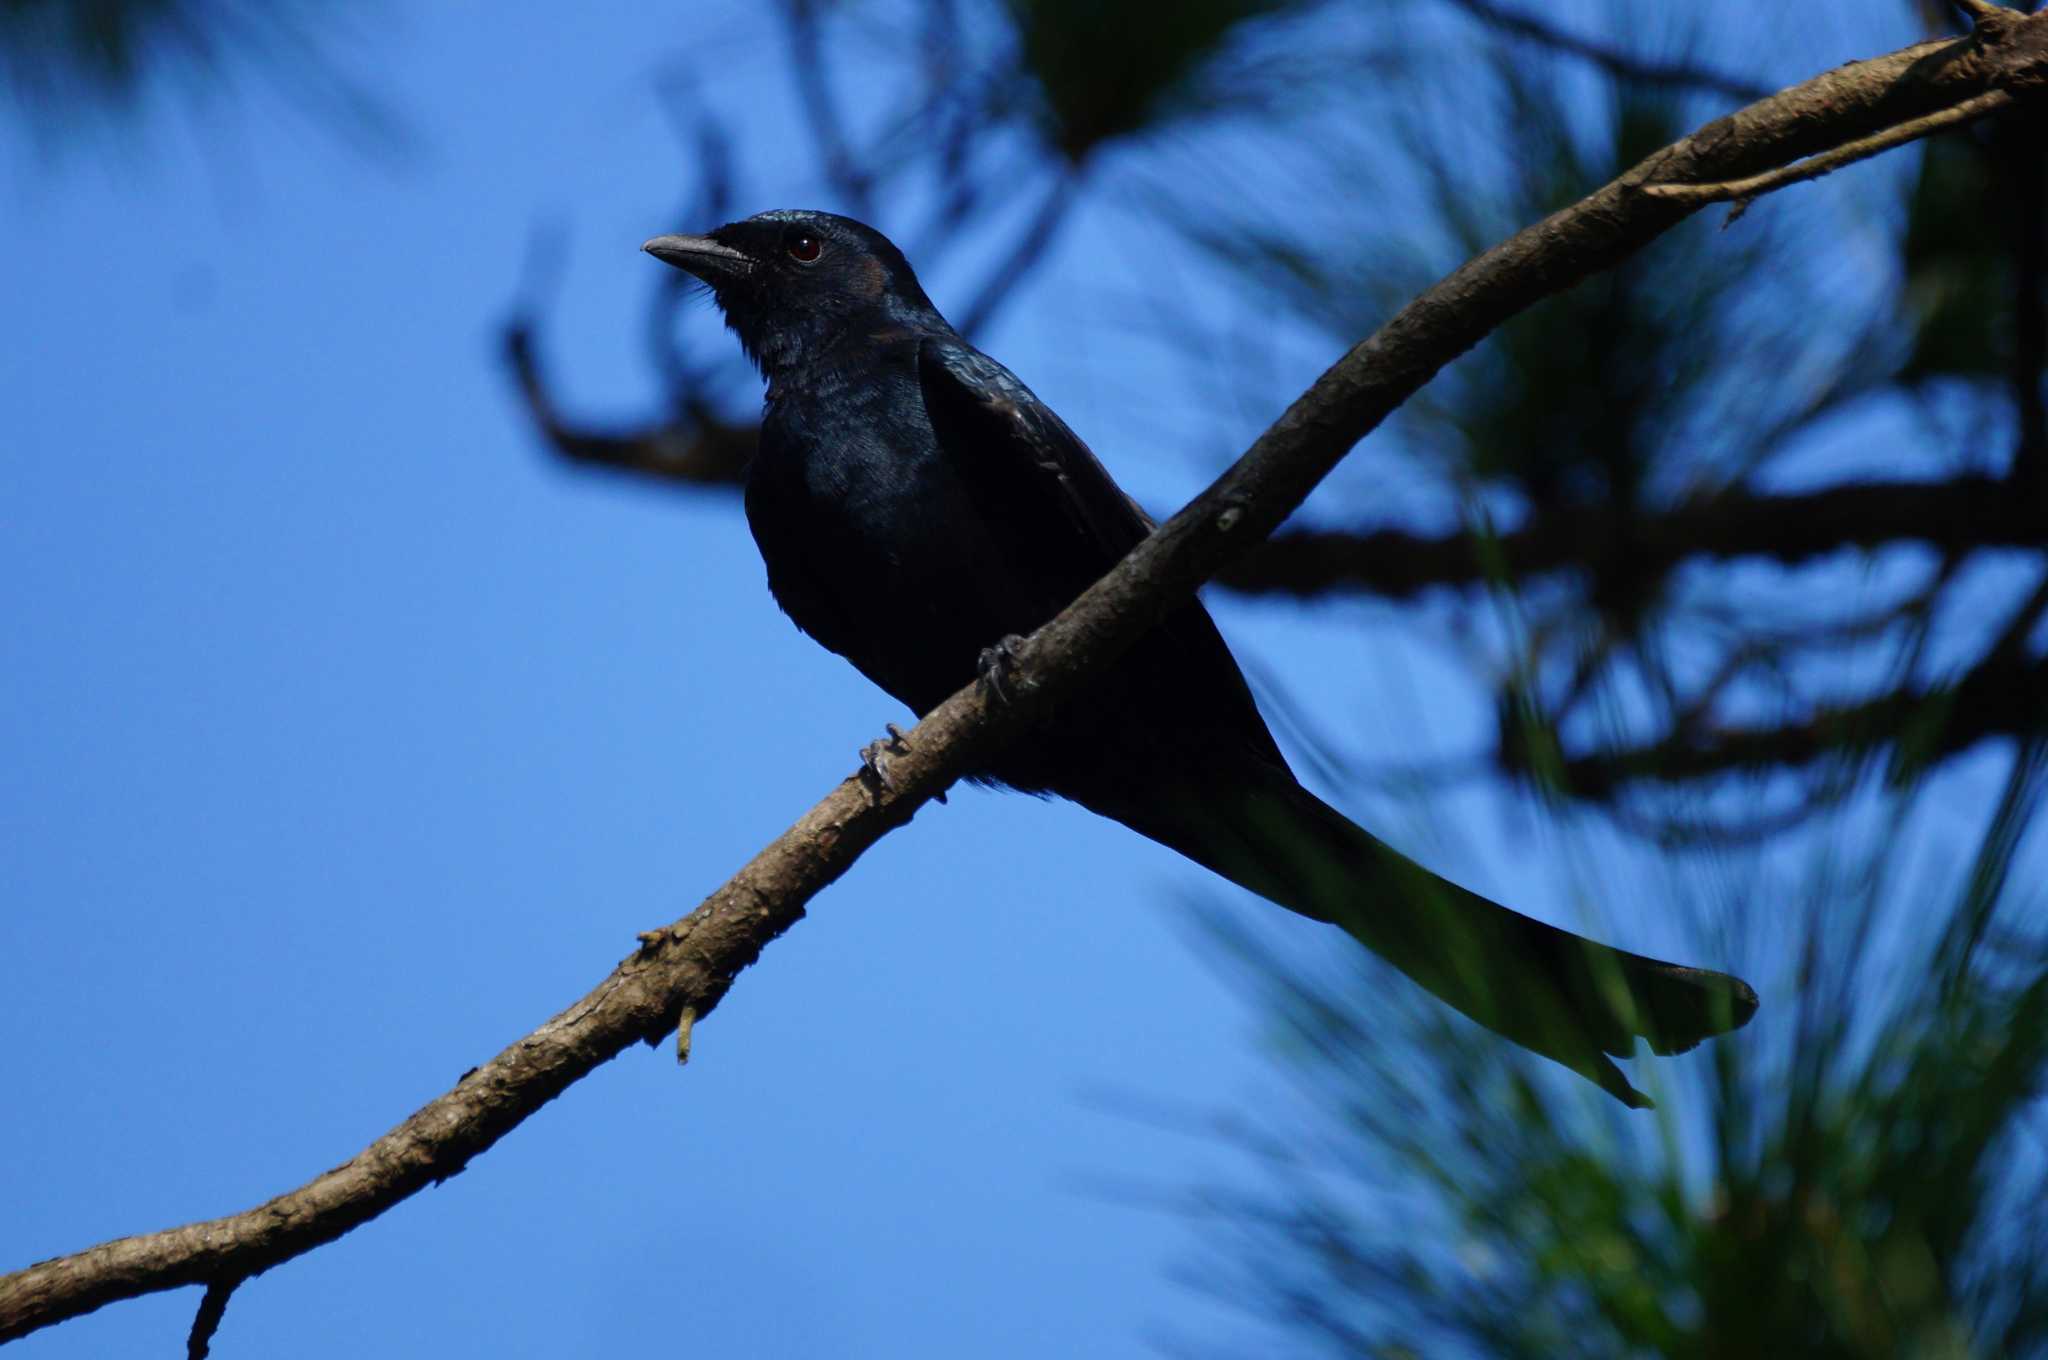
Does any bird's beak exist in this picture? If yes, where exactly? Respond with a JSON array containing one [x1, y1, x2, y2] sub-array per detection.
[[642, 233, 752, 281]]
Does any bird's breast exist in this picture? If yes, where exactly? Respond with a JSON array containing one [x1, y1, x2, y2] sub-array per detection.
[[748, 382, 1029, 712], [758, 382, 965, 556]]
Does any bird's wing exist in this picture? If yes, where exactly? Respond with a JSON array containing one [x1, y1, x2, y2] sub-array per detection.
[[916, 335, 1155, 569], [916, 333, 1287, 769]]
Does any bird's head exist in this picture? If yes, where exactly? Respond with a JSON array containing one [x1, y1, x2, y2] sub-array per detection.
[[643, 209, 941, 376]]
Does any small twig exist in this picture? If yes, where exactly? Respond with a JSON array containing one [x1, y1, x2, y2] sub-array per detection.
[[675, 1005, 697, 1065], [185, 1277, 238, 1360], [1644, 90, 2015, 207], [1952, 0, 2009, 21]]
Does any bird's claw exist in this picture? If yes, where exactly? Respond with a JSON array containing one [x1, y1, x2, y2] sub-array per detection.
[[859, 722, 912, 801], [977, 634, 1029, 705]]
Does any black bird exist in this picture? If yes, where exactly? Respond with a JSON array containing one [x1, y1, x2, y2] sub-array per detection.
[[644, 209, 1756, 1106]]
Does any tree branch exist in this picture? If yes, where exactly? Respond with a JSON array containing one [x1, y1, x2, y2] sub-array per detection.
[[9, 14, 2044, 1345], [1543, 644, 2048, 797], [1643, 89, 2015, 209], [1217, 476, 2041, 600], [502, 321, 755, 489], [184, 1277, 236, 1360]]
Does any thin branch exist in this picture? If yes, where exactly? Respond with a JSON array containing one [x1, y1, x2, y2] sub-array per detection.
[[1445, 0, 1772, 103], [501, 322, 755, 489], [184, 1278, 237, 1360], [7, 14, 2045, 1345], [1669, 565, 1953, 730], [1644, 89, 2015, 208], [1546, 645, 2048, 796], [1219, 477, 2041, 600]]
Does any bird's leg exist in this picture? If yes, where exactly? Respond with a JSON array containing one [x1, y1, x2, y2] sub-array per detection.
[[858, 722, 913, 801], [976, 634, 1029, 705]]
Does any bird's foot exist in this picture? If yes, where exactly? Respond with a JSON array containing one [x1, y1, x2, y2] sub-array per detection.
[[976, 634, 1029, 705], [858, 722, 913, 801]]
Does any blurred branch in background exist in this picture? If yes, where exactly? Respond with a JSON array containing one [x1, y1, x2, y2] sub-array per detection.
[[507, 0, 2047, 848], [505, 0, 1332, 500], [1165, 743, 2048, 1358], [1169, 0, 2047, 844]]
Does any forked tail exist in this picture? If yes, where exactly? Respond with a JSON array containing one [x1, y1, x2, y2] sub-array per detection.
[[1079, 760, 1758, 1107]]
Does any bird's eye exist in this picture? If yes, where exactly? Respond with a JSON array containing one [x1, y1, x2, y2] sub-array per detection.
[[787, 234, 823, 264]]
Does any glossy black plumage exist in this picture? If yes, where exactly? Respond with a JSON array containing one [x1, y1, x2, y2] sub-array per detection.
[[644, 209, 1757, 1105]]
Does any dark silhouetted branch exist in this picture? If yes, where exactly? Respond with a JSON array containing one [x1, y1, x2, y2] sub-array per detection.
[[1543, 644, 2048, 796], [503, 322, 755, 489], [1219, 476, 2043, 599], [184, 1278, 236, 1360], [9, 13, 2044, 1344]]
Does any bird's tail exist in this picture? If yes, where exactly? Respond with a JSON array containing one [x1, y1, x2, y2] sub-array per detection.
[[1077, 759, 1757, 1107]]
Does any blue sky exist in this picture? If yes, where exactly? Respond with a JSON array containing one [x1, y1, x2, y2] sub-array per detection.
[[0, 9, 1323, 1354], [3, 3, 2027, 1357]]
